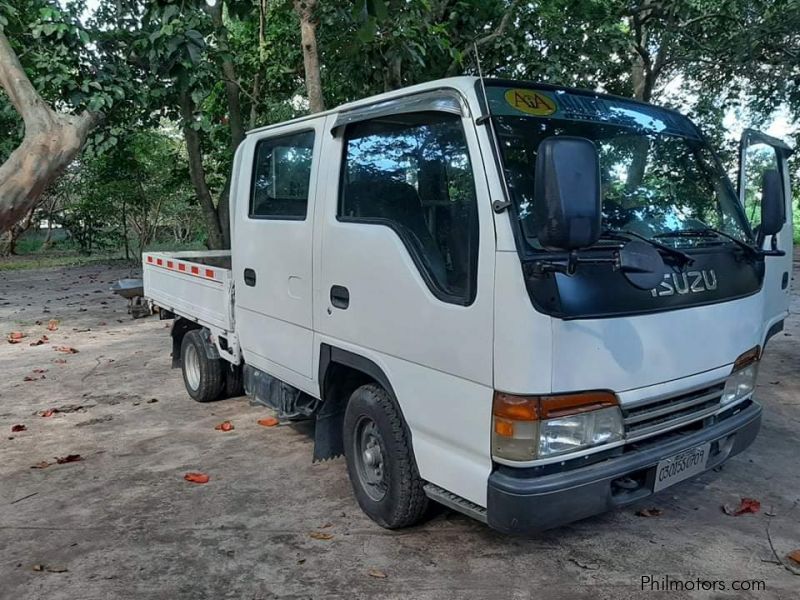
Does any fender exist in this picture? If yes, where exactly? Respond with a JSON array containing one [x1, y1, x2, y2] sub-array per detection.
[[314, 344, 398, 461]]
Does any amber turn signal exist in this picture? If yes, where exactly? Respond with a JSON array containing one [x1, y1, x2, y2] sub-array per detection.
[[733, 346, 760, 371], [492, 390, 618, 422]]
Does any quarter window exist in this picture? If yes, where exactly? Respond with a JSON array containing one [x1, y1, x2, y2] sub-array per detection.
[[340, 112, 478, 304], [250, 130, 315, 219]]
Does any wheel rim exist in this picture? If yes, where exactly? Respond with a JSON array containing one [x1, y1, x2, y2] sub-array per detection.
[[184, 343, 201, 391], [353, 415, 387, 502]]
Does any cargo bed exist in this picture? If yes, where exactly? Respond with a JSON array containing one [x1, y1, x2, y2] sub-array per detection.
[[142, 250, 234, 333]]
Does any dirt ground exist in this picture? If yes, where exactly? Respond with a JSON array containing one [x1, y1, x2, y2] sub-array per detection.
[[1, 260, 799, 600]]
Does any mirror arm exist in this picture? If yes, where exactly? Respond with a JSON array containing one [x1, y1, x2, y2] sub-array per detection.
[[761, 236, 786, 257]]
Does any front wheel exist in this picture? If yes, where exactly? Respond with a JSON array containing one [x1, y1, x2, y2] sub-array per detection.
[[343, 383, 428, 529]]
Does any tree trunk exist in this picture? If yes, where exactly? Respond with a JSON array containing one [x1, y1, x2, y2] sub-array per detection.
[[207, 2, 244, 249], [178, 88, 225, 250], [294, 0, 325, 113], [0, 30, 101, 234]]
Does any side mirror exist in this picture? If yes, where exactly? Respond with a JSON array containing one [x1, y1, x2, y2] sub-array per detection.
[[759, 169, 785, 237], [533, 136, 601, 250]]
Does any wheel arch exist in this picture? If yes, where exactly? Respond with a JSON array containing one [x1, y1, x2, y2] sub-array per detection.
[[314, 344, 400, 461]]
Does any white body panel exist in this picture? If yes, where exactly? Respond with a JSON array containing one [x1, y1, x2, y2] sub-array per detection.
[[142, 251, 233, 332], [549, 293, 763, 394], [231, 118, 327, 393]]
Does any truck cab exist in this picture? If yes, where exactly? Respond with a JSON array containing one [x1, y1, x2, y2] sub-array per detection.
[[144, 77, 794, 533]]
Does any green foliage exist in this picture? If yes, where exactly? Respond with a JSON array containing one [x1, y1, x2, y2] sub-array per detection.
[[1, 0, 797, 253]]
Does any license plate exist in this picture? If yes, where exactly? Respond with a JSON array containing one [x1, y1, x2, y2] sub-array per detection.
[[653, 443, 710, 492]]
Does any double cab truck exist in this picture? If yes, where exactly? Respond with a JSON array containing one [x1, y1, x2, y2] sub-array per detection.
[[143, 77, 794, 534]]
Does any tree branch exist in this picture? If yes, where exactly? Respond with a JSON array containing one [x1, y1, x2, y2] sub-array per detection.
[[446, 0, 521, 76], [0, 29, 52, 128]]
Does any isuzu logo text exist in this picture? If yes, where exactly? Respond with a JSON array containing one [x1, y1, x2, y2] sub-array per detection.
[[650, 270, 718, 297]]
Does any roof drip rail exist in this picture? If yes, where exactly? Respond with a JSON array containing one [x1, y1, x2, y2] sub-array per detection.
[[330, 90, 465, 134]]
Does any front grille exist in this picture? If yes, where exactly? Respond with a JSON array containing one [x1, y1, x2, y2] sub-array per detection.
[[621, 382, 725, 441]]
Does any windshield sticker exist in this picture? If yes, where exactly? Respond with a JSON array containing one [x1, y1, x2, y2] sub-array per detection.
[[504, 89, 557, 116], [488, 85, 700, 139]]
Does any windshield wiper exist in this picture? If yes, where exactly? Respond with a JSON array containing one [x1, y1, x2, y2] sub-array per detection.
[[654, 228, 759, 257], [601, 229, 694, 266]]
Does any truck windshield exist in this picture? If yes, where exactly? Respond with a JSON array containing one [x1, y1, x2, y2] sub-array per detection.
[[487, 86, 753, 251]]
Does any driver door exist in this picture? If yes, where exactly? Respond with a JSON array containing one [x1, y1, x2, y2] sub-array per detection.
[[738, 129, 794, 333]]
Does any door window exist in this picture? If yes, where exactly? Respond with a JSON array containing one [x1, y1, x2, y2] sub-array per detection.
[[339, 112, 478, 305], [250, 130, 315, 219]]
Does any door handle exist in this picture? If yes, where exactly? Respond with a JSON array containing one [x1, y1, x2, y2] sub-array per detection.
[[330, 285, 350, 309], [244, 268, 257, 287]]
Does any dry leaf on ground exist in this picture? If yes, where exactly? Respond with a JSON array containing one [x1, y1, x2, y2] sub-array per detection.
[[29, 336, 49, 346], [30, 461, 51, 469], [54, 346, 79, 354], [309, 531, 334, 540], [47, 319, 59, 331], [722, 497, 761, 516], [8, 331, 25, 344], [11, 424, 26, 432], [786, 549, 800, 565], [55, 454, 83, 464], [368, 569, 387, 579], [184, 472, 210, 484], [636, 507, 663, 517], [214, 420, 234, 432], [257, 417, 279, 427]]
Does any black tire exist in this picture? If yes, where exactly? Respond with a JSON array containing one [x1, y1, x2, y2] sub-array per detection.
[[223, 362, 245, 398], [343, 383, 428, 529], [180, 330, 224, 403]]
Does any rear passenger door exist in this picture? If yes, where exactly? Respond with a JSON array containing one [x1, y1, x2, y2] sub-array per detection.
[[233, 121, 323, 392]]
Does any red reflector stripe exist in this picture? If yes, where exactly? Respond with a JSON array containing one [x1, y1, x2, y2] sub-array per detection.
[[205, 269, 214, 278], [156, 258, 163, 266], [167, 261, 174, 269], [191, 266, 199, 275], [178, 263, 186, 271], [147, 256, 153, 263]]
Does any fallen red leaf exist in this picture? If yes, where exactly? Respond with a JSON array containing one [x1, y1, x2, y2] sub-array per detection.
[[54, 346, 79, 354], [47, 319, 59, 331], [723, 497, 761, 516], [184, 472, 210, 484], [787, 549, 800, 565], [214, 420, 234, 432], [257, 417, 279, 427], [8, 331, 25, 344], [23, 374, 45, 382], [11, 424, 26, 433], [39, 409, 55, 417], [29, 336, 49, 346], [55, 454, 83, 464]]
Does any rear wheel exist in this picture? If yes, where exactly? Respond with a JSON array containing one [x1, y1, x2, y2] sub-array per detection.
[[181, 330, 223, 402], [343, 383, 428, 529]]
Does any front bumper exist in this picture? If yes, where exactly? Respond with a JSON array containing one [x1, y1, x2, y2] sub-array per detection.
[[487, 401, 762, 534]]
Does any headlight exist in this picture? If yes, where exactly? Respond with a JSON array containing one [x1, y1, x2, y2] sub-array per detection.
[[492, 391, 624, 461], [721, 347, 760, 406]]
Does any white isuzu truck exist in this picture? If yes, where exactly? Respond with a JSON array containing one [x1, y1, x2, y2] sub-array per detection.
[[143, 77, 794, 534]]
